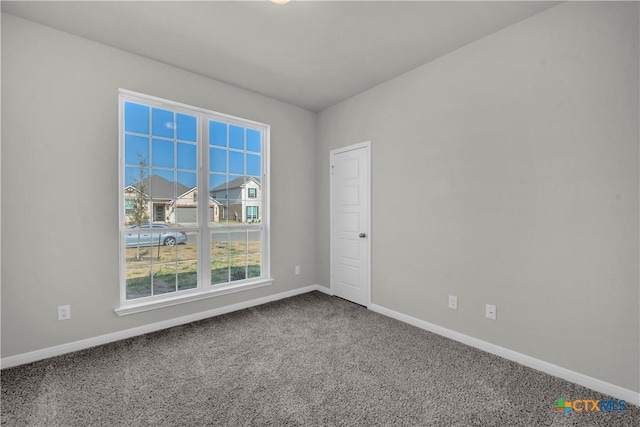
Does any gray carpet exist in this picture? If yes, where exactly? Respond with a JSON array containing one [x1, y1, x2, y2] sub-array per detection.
[[1, 291, 638, 426]]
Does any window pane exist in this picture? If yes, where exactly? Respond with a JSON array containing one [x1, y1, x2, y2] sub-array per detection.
[[224, 175, 242, 223], [211, 200, 229, 226], [126, 271, 152, 299], [248, 231, 261, 254], [152, 108, 175, 138], [210, 174, 229, 227], [125, 247, 152, 300], [150, 231, 177, 247], [247, 231, 261, 279], [211, 231, 229, 258], [177, 143, 197, 170], [124, 166, 150, 226], [211, 174, 242, 201], [229, 151, 244, 175], [228, 175, 243, 196], [124, 165, 149, 188], [177, 113, 197, 142], [174, 200, 197, 225], [124, 134, 149, 166], [229, 229, 247, 255], [177, 171, 197, 190], [177, 261, 198, 290], [153, 262, 177, 295], [248, 255, 261, 279], [143, 172, 198, 226], [210, 174, 227, 197], [124, 102, 149, 134], [150, 168, 175, 184], [229, 125, 244, 150], [177, 232, 197, 261], [152, 139, 174, 168], [209, 120, 227, 147], [247, 154, 261, 177], [211, 261, 229, 285], [246, 129, 261, 153], [230, 256, 247, 281], [210, 148, 227, 173], [210, 199, 228, 225], [229, 206, 242, 224], [211, 227, 231, 284], [208, 204, 217, 225], [149, 169, 176, 201]]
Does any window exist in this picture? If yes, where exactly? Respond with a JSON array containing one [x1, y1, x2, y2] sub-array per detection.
[[119, 90, 270, 312], [247, 206, 259, 221], [124, 200, 134, 215]]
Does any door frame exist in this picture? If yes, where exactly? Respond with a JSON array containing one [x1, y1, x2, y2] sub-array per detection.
[[329, 140, 372, 307]]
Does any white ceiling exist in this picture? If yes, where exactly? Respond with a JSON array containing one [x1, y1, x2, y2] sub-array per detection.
[[1, 1, 560, 112]]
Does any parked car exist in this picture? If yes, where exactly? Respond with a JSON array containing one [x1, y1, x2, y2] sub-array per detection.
[[125, 223, 187, 247]]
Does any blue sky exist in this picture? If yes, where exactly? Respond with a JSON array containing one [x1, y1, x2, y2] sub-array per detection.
[[124, 102, 261, 190]]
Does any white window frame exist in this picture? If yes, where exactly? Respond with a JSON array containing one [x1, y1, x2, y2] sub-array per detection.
[[116, 89, 271, 316]]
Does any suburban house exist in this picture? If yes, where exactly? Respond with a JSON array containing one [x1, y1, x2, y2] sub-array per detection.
[[124, 174, 190, 224], [168, 187, 223, 225], [125, 174, 222, 225], [1, 1, 639, 422], [210, 176, 262, 224]]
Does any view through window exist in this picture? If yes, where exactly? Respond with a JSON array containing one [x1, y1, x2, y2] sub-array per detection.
[[120, 91, 269, 305]]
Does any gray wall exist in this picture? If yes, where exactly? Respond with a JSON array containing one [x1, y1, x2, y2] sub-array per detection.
[[317, 2, 639, 392], [1, 13, 317, 357], [2, 1, 639, 396]]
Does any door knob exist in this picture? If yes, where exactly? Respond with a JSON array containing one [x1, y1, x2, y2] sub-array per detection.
[[359, 233, 367, 238]]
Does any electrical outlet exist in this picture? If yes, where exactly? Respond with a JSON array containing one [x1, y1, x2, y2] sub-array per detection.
[[448, 295, 458, 310], [486, 304, 496, 320], [58, 305, 71, 321], [295, 266, 300, 275]]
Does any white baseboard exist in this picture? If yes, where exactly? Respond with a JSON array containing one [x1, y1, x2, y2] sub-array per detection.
[[1, 284, 324, 370], [369, 303, 640, 406], [314, 285, 333, 295]]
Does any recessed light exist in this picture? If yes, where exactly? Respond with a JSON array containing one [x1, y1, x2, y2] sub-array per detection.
[[271, 0, 290, 4]]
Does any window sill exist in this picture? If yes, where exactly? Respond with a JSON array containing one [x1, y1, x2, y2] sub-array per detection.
[[114, 278, 274, 316]]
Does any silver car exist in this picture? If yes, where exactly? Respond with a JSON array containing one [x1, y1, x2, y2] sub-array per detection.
[[125, 224, 187, 247]]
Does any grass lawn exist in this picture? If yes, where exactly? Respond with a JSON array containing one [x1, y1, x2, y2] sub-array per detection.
[[126, 241, 260, 300]]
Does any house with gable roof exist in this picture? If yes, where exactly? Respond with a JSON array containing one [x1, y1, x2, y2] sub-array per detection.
[[168, 187, 223, 224], [209, 176, 261, 223], [125, 174, 221, 225]]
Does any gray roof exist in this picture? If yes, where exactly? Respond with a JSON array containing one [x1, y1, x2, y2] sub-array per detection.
[[133, 175, 191, 200], [210, 176, 261, 193]]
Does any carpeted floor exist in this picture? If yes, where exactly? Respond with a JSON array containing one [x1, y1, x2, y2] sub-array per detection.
[[1, 291, 638, 426]]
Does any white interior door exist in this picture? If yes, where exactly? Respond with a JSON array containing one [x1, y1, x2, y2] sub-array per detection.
[[330, 141, 371, 307]]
